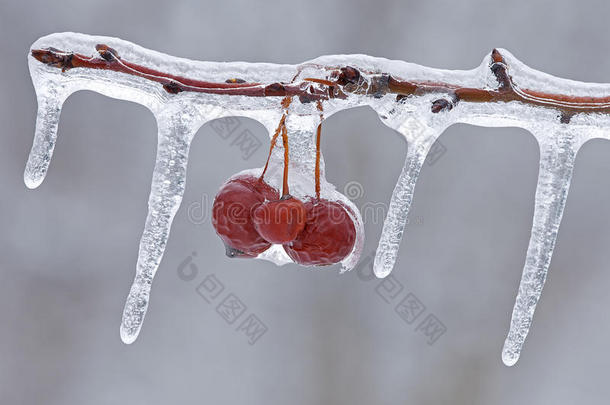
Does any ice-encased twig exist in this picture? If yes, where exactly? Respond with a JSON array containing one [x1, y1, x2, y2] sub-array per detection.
[[120, 108, 198, 343], [501, 125, 584, 366], [374, 126, 440, 278], [25, 33, 610, 360]]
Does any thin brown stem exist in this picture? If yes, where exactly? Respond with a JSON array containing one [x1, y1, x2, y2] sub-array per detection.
[[315, 124, 322, 200], [259, 97, 292, 182], [315, 100, 324, 200], [31, 46, 332, 101], [259, 114, 285, 181], [281, 124, 290, 197]]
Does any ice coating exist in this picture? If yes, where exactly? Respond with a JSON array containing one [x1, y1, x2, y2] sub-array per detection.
[[25, 33, 610, 362]]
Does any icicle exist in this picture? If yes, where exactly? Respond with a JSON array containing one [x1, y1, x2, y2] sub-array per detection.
[[24, 83, 69, 189], [373, 115, 442, 278], [120, 107, 198, 344], [374, 140, 431, 278], [501, 125, 584, 366]]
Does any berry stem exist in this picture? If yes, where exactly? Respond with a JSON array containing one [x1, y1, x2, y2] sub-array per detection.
[[315, 124, 321, 200], [281, 123, 290, 197], [315, 100, 324, 200], [259, 114, 285, 181], [260, 97, 292, 182]]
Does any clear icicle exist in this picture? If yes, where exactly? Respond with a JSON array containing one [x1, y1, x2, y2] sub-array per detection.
[[502, 125, 584, 366], [374, 138, 434, 278], [120, 107, 198, 343], [371, 106, 444, 279], [24, 84, 69, 189]]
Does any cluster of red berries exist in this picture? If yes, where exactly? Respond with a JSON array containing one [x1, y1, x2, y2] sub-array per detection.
[[212, 175, 356, 266]]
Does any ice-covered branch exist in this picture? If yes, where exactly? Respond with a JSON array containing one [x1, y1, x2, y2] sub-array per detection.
[[25, 33, 610, 362], [31, 45, 610, 118]]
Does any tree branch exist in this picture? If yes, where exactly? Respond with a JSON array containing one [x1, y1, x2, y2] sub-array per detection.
[[31, 45, 610, 122]]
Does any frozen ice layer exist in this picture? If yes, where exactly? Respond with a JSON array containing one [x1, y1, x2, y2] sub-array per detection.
[[25, 33, 610, 360]]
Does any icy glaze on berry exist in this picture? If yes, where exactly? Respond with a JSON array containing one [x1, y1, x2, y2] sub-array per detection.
[[252, 197, 306, 244], [284, 200, 357, 266], [212, 175, 279, 257]]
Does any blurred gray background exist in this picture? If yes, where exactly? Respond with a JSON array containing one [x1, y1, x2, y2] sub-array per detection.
[[1, 0, 610, 404]]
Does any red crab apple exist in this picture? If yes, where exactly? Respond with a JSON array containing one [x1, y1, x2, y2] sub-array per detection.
[[212, 175, 279, 257], [252, 196, 307, 244], [283, 199, 357, 266]]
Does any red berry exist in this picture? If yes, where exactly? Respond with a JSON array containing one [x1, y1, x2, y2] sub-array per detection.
[[252, 196, 306, 244], [212, 175, 279, 257], [283, 199, 356, 266]]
